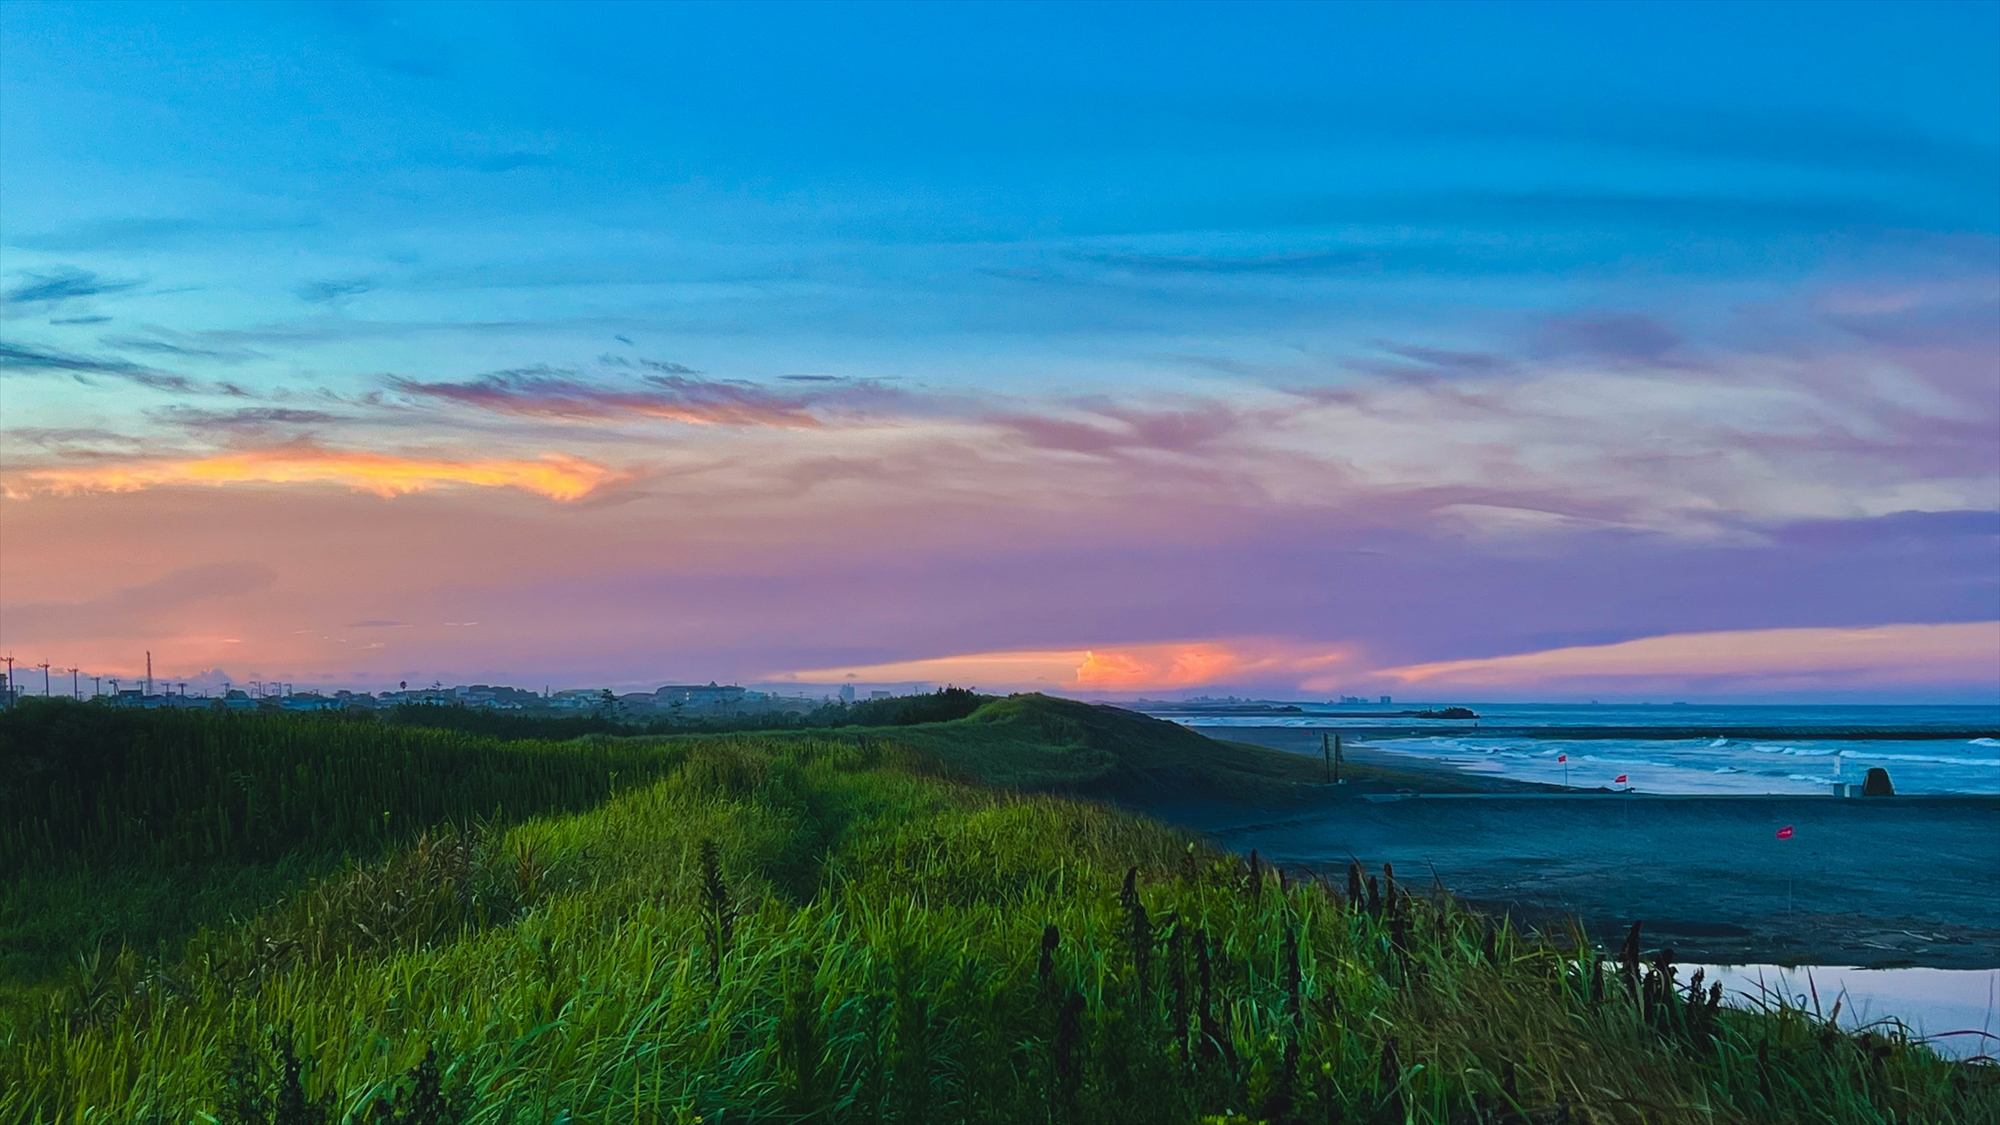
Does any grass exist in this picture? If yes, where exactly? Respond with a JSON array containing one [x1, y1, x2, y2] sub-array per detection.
[[0, 703, 676, 985], [1, 697, 1994, 1124]]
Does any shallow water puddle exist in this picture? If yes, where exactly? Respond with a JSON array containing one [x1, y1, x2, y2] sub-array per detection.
[[1690, 964, 1999, 1060]]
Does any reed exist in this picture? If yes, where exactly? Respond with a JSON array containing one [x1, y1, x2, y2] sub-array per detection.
[[0, 702, 1991, 1123]]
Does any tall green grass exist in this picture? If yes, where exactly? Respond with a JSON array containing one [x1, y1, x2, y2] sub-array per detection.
[[1, 702, 671, 870], [4, 725, 1993, 1124], [0, 701, 678, 986]]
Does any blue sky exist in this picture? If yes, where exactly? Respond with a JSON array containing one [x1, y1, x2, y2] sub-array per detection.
[[3, 1, 1997, 698]]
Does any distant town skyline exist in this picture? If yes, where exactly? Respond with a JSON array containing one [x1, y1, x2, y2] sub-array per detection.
[[3, 3, 1997, 700]]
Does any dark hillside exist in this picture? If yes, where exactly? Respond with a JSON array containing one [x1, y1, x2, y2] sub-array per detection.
[[873, 694, 1496, 801]]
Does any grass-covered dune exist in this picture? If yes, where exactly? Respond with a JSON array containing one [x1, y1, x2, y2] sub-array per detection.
[[2, 696, 1994, 1124]]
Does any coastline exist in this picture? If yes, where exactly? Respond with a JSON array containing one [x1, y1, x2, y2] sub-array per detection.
[[1151, 725, 2000, 970]]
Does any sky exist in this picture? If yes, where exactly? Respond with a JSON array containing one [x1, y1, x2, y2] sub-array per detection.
[[2, 0, 1997, 701]]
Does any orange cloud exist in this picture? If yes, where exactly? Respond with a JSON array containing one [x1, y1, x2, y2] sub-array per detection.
[[1371, 623, 2000, 686], [777, 638, 1355, 692], [9, 446, 627, 501], [1075, 644, 1256, 689]]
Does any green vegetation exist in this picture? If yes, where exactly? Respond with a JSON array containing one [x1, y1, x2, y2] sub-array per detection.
[[383, 686, 991, 740], [0, 704, 672, 986], [2, 696, 1993, 1123]]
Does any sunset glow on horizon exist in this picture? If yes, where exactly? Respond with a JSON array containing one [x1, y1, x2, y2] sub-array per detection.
[[775, 624, 2000, 698]]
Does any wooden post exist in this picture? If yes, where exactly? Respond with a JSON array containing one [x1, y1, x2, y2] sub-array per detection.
[[1322, 731, 1331, 782], [1334, 733, 1343, 784]]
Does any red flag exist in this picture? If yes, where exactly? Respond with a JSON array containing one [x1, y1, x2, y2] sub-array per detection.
[[1557, 754, 1568, 763], [1776, 825, 1795, 840], [1614, 774, 1628, 784]]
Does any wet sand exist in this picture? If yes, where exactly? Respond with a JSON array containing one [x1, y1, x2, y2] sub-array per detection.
[[1154, 728, 2000, 969]]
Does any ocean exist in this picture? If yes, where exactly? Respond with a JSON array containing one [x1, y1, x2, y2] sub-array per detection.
[[1140, 702, 2000, 796]]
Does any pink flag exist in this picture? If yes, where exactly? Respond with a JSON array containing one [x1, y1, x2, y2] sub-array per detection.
[[1557, 754, 1568, 763], [1776, 825, 1795, 840], [1614, 774, 1628, 784]]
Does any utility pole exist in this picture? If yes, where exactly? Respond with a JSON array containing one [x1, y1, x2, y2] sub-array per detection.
[[2, 655, 13, 708], [93, 676, 102, 698], [69, 668, 79, 699], [145, 651, 153, 696], [39, 662, 51, 696]]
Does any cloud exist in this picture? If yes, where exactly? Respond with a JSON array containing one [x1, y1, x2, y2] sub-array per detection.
[[1534, 311, 1684, 365], [100, 332, 263, 362], [640, 359, 701, 375], [3, 267, 141, 305], [774, 623, 2000, 697], [390, 368, 825, 427], [7, 218, 206, 252], [1374, 344, 1515, 376], [1084, 249, 1386, 276], [349, 619, 411, 628], [295, 278, 375, 303], [148, 406, 341, 432], [0, 562, 277, 640], [776, 638, 1354, 692], [990, 404, 1244, 458], [0, 340, 194, 391], [7, 442, 628, 501], [1371, 623, 2000, 689]]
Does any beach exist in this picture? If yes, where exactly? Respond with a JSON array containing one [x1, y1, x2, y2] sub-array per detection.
[[1148, 725, 2000, 970]]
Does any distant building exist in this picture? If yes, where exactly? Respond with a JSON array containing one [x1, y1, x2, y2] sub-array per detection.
[[1380, 695, 1392, 705], [653, 682, 747, 709], [839, 684, 856, 704], [379, 688, 453, 706], [548, 689, 606, 711], [869, 690, 892, 700]]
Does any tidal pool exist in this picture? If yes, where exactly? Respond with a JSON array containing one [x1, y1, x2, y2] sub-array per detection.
[[1690, 964, 1999, 1060]]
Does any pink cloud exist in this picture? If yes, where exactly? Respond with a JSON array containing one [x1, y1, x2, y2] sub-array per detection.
[[1370, 623, 2000, 692], [776, 638, 1357, 693]]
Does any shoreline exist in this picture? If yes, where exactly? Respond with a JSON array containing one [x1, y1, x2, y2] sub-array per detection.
[[1149, 725, 2000, 970]]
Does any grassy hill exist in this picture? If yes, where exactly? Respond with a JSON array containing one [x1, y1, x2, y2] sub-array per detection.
[[771, 693, 1473, 801], [1, 697, 1992, 1124]]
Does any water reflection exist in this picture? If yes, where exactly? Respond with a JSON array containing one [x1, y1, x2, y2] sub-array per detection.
[[1692, 964, 1999, 1061]]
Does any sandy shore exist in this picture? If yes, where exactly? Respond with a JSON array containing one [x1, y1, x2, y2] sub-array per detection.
[[1154, 727, 2000, 969], [1211, 727, 1578, 792]]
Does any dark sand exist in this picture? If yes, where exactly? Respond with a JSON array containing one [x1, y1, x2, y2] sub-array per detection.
[[1154, 726, 2000, 969]]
